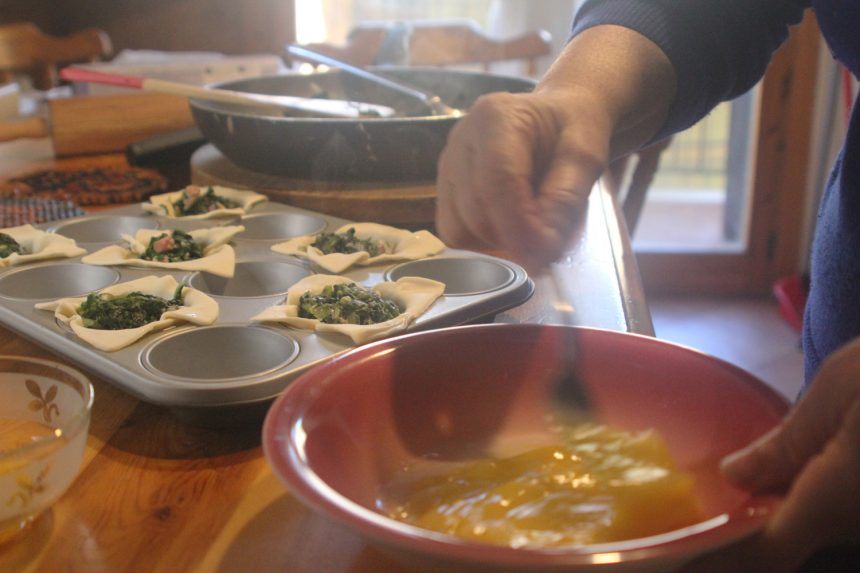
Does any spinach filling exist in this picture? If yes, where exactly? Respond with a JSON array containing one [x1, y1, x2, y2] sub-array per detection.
[[172, 186, 240, 216], [298, 282, 400, 325], [311, 228, 386, 257], [140, 230, 203, 262], [0, 232, 22, 258], [78, 284, 185, 330]]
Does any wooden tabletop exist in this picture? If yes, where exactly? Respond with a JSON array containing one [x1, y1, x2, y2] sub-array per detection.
[[0, 137, 652, 572], [3, 138, 858, 573]]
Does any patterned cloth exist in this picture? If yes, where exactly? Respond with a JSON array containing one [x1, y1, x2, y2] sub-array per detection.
[[0, 167, 167, 206], [0, 198, 87, 227]]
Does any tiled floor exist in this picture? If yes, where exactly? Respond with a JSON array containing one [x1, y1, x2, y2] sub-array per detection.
[[648, 294, 805, 402]]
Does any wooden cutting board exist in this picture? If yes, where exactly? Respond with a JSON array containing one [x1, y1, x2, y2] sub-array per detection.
[[0, 92, 195, 157], [190, 144, 437, 230]]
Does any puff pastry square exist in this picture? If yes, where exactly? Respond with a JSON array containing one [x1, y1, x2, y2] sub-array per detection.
[[35, 275, 219, 351], [271, 222, 445, 273], [0, 224, 86, 267], [82, 226, 244, 278], [142, 185, 267, 219], [251, 274, 444, 344]]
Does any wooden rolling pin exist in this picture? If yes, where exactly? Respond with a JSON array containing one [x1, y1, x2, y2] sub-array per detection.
[[0, 92, 195, 157]]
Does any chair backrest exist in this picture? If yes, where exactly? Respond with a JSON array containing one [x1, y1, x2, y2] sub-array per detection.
[[0, 22, 112, 90], [603, 138, 673, 235], [300, 19, 552, 77]]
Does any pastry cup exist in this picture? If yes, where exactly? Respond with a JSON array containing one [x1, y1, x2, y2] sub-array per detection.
[[35, 275, 219, 352], [0, 225, 86, 268], [271, 222, 445, 273], [251, 274, 444, 344], [142, 185, 267, 219], [82, 226, 244, 278]]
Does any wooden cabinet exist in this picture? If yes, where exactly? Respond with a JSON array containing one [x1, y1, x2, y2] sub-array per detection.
[[1, 0, 296, 55]]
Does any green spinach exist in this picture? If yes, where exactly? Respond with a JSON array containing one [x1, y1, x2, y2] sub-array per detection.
[[0, 233, 22, 258], [298, 283, 400, 325], [140, 230, 203, 262], [311, 228, 386, 257], [172, 186, 240, 216], [78, 284, 185, 330]]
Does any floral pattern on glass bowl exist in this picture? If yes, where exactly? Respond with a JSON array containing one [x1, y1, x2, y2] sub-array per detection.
[[0, 355, 93, 543]]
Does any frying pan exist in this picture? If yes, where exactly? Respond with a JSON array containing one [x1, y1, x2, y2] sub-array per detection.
[[188, 67, 536, 182]]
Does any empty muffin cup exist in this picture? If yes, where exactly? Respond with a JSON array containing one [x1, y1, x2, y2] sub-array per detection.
[[0, 263, 120, 300], [237, 212, 325, 241], [52, 216, 159, 244], [141, 324, 300, 381], [386, 257, 515, 296], [188, 260, 312, 298]]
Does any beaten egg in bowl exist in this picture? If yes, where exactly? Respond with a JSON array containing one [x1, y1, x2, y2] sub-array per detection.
[[378, 423, 704, 548]]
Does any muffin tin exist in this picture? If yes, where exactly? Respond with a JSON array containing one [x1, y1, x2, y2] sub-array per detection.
[[0, 201, 533, 411]]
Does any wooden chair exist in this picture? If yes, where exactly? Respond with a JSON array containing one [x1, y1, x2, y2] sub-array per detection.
[[0, 22, 112, 90], [602, 137, 673, 236], [299, 19, 552, 77]]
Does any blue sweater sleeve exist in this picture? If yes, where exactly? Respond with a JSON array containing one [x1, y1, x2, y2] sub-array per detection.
[[571, 0, 810, 137]]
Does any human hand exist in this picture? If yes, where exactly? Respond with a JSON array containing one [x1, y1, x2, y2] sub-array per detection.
[[434, 25, 675, 270], [435, 89, 611, 270], [680, 337, 860, 572]]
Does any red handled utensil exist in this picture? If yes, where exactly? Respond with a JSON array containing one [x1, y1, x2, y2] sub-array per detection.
[[59, 66, 396, 119]]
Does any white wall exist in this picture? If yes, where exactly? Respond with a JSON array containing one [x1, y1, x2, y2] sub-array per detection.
[[487, 0, 578, 77]]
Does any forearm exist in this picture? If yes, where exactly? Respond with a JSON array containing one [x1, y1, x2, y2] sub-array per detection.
[[536, 25, 676, 162], [571, 0, 810, 137]]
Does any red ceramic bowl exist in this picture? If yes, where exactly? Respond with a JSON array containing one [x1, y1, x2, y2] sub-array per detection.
[[263, 324, 788, 572]]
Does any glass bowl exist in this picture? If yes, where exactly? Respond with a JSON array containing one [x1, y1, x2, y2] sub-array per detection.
[[0, 355, 93, 543]]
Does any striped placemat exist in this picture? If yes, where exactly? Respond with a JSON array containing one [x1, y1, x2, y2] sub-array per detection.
[[0, 198, 87, 228]]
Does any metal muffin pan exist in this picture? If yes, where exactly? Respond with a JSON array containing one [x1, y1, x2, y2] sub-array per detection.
[[0, 201, 533, 409], [0, 263, 121, 300], [51, 215, 160, 245]]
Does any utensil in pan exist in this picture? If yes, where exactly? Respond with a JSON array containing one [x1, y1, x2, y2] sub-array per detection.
[[189, 69, 536, 181], [287, 45, 463, 117], [546, 265, 593, 418], [58, 67, 397, 119]]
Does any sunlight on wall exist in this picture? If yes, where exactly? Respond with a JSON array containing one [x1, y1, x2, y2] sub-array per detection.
[[295, 0, 328, 44]]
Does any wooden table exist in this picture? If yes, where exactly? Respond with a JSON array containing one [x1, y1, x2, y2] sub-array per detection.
[[4, 138, 859, 573], [0, 138, 655, 572]]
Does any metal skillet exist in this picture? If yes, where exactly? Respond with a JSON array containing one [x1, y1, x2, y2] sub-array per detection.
[[188, 67, 536, 182], [287, 44, 463, 118]]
